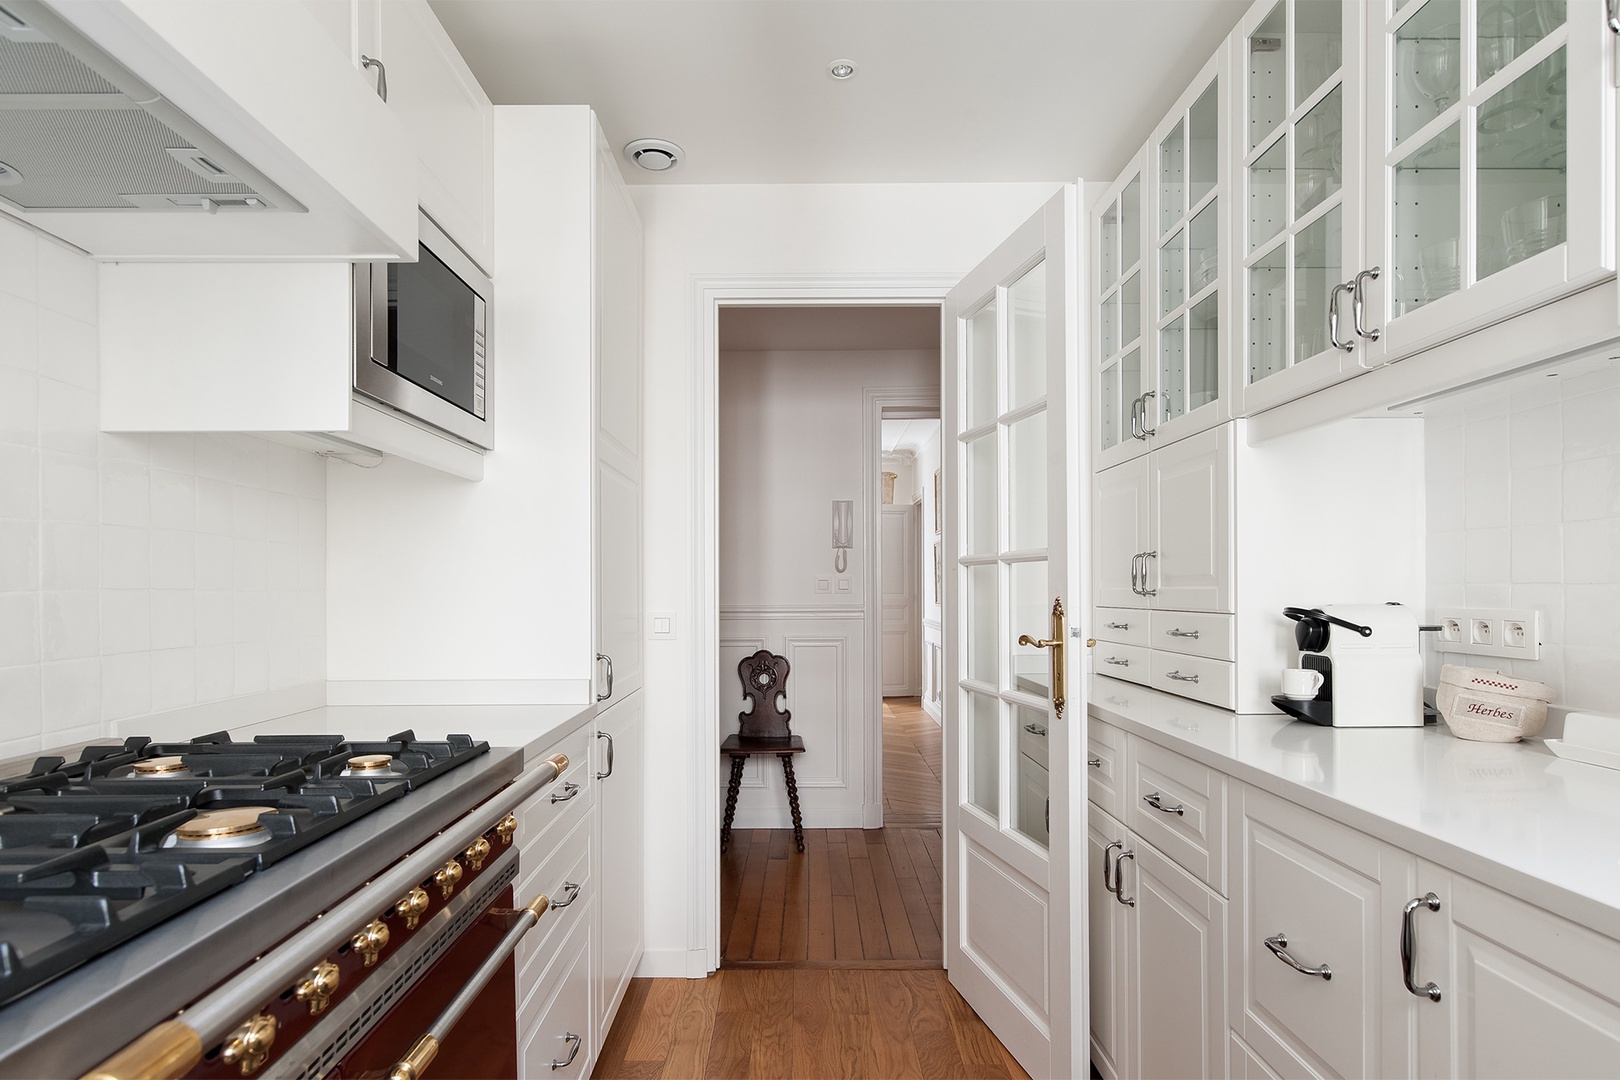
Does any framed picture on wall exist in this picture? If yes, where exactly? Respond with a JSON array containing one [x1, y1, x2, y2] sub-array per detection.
[[933, 468, 941, 535], [933, 539, 942, 604]]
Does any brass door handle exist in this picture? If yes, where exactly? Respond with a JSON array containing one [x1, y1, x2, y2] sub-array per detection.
[[1018, 635, 1060, 648], [1018, 597, 1069, 718]]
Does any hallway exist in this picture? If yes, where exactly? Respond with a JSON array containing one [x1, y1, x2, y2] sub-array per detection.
[[881, 697, 943, 828]]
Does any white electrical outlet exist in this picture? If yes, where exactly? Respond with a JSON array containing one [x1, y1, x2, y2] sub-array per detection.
[[1431, 608, 1541, 660]]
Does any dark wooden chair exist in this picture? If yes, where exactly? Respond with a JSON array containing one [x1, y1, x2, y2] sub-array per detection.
[[721, 650, 806, 853]]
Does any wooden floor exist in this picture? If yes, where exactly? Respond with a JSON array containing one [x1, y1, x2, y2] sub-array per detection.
[[881, 697, 943, 827], [591, 969, 1031, 1079]]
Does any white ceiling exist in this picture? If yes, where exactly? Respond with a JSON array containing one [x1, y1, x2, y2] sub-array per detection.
[[719, 305, 940, 352], [429, 0, 1250, 186], [883, 418, 940, 456]]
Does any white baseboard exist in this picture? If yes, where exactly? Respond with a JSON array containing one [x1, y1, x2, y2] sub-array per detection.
[[731, 807, 867, 830], [109, 683, 326, 741], [635, 949, 712, 979], [922, 695, 942, 724], [326, 679, 590, 706]]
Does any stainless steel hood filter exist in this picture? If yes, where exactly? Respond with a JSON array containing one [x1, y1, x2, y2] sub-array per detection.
[[0, 1, 303, 214]]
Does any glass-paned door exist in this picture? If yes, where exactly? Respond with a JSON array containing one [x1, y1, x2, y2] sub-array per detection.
[[1365, 0, 1609, 361], [943, 188, 1086, 1080], [1239, 0, 1365, 411], [1096, 163, 1146, 469], [1150, 53, 1225, 443]]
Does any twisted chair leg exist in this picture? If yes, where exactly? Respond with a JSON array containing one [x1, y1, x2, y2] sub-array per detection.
[[781, 755, 805, 853], [721, 755, 745, 853]]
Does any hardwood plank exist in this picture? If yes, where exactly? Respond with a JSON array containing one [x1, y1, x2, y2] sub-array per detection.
[[897, 863, 943, 964], [747, 968, 795, 1079], [842, 828, 866, 847], [866, 837, 920, 959], [903, 970, 974, 1079], [831, 892, 863, 961], [593, 1058, 666, 1080], [901, 828, 945, 937], [863, 969, 925, 1078], [593, 977, 651, 1076], [619, 977, 682, 1064], [724, 828, 773, 959], [790, 969, 875, 1080], [660, 975, 722, 1080], [942, 975, 1026, 1078], [751, 847, 790, 961], [846, 847, 892, 960], [804, 830, 834, 962], [826, 829, 855, 897], [703, 1005, 754, 1078], [719, 829, 754, 948], [778, 835, 810, 961]]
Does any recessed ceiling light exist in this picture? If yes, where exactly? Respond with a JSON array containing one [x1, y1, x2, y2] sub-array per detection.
[[623, 138, 684, 173], [827, 59, 857, 80]]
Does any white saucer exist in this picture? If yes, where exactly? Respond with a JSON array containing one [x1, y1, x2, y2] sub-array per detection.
[[1280, 693, 1319, 701]]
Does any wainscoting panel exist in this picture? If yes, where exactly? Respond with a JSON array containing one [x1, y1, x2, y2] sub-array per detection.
[[719, 611, 867, 829]]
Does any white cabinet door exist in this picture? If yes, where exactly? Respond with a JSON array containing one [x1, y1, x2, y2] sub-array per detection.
[[1094, 457, 1151, 609], [1124, 837, 1228, 1080], [1149, 423, 1233, 613], [593, 692, 644, 1041], [1088, 811, 1132, 1080], [1361, 0, 1613, 366], [1095, 156, 1151, 470]]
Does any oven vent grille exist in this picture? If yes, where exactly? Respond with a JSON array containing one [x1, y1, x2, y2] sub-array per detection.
[[277, 860, 517, 1080]]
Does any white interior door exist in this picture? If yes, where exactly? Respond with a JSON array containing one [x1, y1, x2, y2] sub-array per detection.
[[881, 504, 920, 694], [943, 186, 1088, 1079]]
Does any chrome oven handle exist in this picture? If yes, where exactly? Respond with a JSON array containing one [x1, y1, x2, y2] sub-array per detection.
[[388, 894, 553, 1080], [550, 1031, 583, 1070]]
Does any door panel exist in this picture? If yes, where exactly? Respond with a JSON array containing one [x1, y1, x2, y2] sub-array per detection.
[[881, 505, 920, 694]]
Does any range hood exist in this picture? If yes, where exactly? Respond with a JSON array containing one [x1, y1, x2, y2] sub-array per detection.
[[0, 0, 302, 214]]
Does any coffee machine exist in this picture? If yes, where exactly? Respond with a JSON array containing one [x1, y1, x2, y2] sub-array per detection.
[[1275, 604, 1426, 727]]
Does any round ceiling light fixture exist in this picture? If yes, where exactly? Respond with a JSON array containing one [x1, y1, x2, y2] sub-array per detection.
[[624, 138, 684, 173], [0, 160, 22, 187], [827, 59, 857, 80]]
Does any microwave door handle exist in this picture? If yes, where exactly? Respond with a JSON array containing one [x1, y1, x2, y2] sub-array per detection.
[[369, 261, 389, 369]]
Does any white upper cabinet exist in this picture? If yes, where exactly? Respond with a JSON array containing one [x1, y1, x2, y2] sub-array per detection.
[[1359, 0, 1613, 364], [9, 0, 416, 260], [1236, 0, 1368, 414], [1095, 155, 1148, 467]]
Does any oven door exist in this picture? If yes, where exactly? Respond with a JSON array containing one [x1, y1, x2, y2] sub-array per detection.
[[354, 209, 493, 450]]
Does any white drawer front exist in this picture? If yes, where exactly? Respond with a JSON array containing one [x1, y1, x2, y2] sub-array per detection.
[[1094, 642, 1151, 684], [517, 916, 593, 1080], [515, 808, 594, 999], [1094, 606, 1151, 647], [1150, 650, 1235, 710], [1127, 737, 1225, 892], [515, 723, 594, 853], [1150, 609, 1235, 661], [1087, 717, 1127, 819]]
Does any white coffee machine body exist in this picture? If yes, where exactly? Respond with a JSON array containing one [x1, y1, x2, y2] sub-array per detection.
[[1300, 604, 1424, 727]]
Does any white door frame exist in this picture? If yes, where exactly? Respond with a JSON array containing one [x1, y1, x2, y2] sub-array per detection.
[[691, 274, 958, 972]]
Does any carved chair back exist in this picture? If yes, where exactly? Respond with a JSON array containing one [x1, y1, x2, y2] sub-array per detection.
[[737, 650, 792, 738]]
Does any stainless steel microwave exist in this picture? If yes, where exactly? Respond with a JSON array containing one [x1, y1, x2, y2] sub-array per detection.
[[353, 210, 493, 450]]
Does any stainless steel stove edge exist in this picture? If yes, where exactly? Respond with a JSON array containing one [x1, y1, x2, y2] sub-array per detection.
[[0, 746, 525, 1078]]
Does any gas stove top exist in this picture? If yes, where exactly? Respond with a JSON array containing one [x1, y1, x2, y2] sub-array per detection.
[[0, 729, 488, 1008]]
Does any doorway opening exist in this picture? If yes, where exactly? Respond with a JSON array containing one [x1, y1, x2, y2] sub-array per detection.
[[714, 302, 944, 968]]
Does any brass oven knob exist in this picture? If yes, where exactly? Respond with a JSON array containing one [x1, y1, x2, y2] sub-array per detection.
[[351, 918, 390, 967], [433, 859, 464, 899], [395, 886, 430, 930], [464, 836, 491, 870], [220, 1012, 277, 1076], [295, 960, 340, 1016], [495, 814, 517, 845]]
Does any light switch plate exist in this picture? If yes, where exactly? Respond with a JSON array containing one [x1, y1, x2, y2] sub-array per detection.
[[649, 611, 676, 640]]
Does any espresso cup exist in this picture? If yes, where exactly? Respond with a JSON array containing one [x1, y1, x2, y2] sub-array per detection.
[[1280, 668, 1325, 700]]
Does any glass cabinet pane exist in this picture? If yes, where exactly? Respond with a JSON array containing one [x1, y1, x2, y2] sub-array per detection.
[[1189, 293, 1219, 411], [1160, 230, 1184, 315], [1295, 85, 1342, 218], [1250, 135, 1287, 251], [1012, 706, 1050, 849], [1297, 0, 1343, 103], [1481, 47, 1566, 275], [1008, 412, 1047, 551], [1249, 3, 1287, 151], [1394, 123, 1461, 313], [1101, 200, 1120, 290], [1159, 316, 1186, 422], [1100, 365, 1120, 450], [967, 303, 997, 429], [1121, 176, 1142, 271], [1294, 206, 1342, 364], [1121, 272, 1142, 348], [1010, 562, 1050, 696], [1190, 200, 1219, 293], [1121, 348, 1142, 420], [1479, 0, 1564, 83], [1397, 0, 1461, 146], [968, 567, 999, 686], [1101, 290, 1119, 358], [1160, 120, 1185, 236], [1008, 261, 1046, 408], [1249, 246, 1287, 384], [968, 691, 999, 817], [1189, 82, 1218, 206], [967, 434, 996, 555]]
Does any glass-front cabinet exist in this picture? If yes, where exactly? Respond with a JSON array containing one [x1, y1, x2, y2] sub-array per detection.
[[1360, 0, 1612, 362], [1095, 157, 1147, 469], [1237, 0, 1366, 414]]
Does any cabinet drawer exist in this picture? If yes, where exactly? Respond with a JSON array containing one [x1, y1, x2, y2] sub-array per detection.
[[1018, 714, 1050, 770], [1094, 607, 1151, 647], [1127, 738, 1225, 893], [515, 723, 594, 852], [1150, 650, 1234, 710], [1095, 642, 1151, 683], [517, 914, 593, 1080], [1087, 717, 1127, 820], [515, 809, 593, 995], [1150, 610, 1234, 661]]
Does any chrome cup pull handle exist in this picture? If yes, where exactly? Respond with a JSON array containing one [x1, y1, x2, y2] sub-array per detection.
[[549, 781, 580, 804], [550, 1031, 582, 1070], [1166, 628, 1200, 639], [1165, 670, 1199, 683], [1352, 267, 1381, 341], [1142, 791, 1185, 816], [1103, 656, 1131, 667], [1140, 551, 1156, 597], [549, 881, 583, 909], [1102, 839, 1123, 892], [595, 653, 613, 702], [1105, 621, 1131, 630], [1139, 390, 1157, 437], [1328, 281, 1355, 352], [595, 730, 615, 780], [1265, 933, 1332, 980], [1402, 893, 1443, 1002], [1114, 849, 1136, 906]]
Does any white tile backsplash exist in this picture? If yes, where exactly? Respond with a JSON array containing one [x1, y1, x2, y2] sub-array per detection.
[[0, 216, 326, 756], [1426, 363, 1620, 715]]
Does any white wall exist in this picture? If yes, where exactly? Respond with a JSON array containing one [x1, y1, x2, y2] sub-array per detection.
[[634, 179, 1059, 976], [0, 217, 325, 761], [914, 424, 944, 721], [719, 348, 936, 829], [1423, 363, 1620, 716]]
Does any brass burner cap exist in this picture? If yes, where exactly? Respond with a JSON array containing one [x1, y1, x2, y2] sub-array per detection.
[[175, 806, 275, 841], [132, 756, 189, 775], [346, 754, 393, 771]]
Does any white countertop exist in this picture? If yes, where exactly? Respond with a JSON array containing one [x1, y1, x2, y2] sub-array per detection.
[[1088, 675, 1620, 940]]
